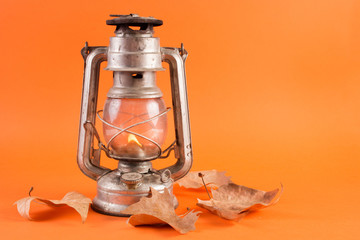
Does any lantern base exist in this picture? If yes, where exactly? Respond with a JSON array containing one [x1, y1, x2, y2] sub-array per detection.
[[92, 169, 177, 216]]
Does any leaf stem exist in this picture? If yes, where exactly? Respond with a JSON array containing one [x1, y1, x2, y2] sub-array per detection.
[[28, 187, 34, 197], [198, 173, 211, 199]]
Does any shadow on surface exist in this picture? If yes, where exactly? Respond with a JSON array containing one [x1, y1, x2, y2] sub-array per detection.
[[29, 206, 80, 222]]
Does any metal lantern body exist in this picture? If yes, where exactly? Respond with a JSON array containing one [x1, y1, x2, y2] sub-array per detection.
[[77, 14, 192, 216]]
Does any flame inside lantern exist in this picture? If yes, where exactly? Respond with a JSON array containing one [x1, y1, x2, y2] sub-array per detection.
[[128, 134, 142, 147]]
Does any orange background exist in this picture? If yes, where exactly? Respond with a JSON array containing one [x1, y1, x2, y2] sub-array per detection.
[[1, 0, 359, 239]]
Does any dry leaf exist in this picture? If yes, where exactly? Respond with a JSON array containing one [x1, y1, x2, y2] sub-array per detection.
[[121, 188, 201, 234], [176, 170, 232, 189], [14, 191, 92, 223], [197, 183, 283, 220]]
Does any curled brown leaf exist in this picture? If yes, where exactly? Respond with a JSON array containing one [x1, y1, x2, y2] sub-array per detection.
[[14, 191, 92, 223], [121, 188, 201, 234], [176, 170, 232, 189], [197, 183, 283, 220]]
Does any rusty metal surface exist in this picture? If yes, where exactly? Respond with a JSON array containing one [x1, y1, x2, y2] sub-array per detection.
[[106, 14, 163, 27], [77, 46, 111, 180], [161, 47, 193, 181]]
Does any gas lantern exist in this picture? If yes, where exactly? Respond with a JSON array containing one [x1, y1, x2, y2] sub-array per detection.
[[77, 14, 192, 216]]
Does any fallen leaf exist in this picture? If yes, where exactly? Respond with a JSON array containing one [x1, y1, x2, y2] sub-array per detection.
[[197, 183, 283, 220], [176, 170, 232, 189], [14, 191, 92, 223], [121, 188, 201, 234]]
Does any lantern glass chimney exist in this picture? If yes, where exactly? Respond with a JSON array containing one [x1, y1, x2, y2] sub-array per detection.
[[103, 97, 167, 160]]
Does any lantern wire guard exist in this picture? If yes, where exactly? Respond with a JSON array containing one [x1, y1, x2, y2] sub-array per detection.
[[84, 107, 176, 162]]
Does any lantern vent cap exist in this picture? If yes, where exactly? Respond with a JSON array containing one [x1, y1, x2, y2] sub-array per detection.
[[107, 14, 163, 28]]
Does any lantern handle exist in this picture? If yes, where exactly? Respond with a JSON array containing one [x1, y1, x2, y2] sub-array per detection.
[[77, 45, 111, 180], [160, 46, 193, 181]]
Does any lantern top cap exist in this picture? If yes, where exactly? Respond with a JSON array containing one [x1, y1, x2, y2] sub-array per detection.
[[107, 14, 163, 27]]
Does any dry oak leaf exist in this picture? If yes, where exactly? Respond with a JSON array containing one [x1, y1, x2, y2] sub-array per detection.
[[197, 183, 283, 220], [121, 188, 201, 234], [176, 170, 232, 189], [14, 191, 92, 223]]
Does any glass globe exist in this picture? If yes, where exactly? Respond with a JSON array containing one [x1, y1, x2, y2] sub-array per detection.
[[103, 97, 167, 160]]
